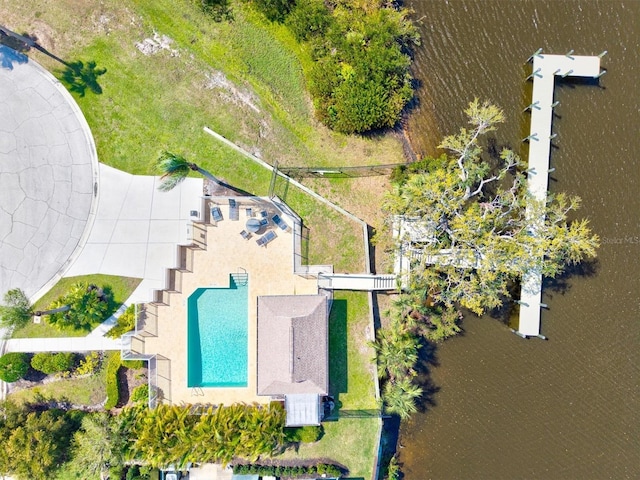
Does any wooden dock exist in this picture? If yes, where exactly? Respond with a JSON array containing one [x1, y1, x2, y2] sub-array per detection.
[[517, 52, 602, 338]]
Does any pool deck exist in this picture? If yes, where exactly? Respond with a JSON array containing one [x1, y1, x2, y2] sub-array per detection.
[[138, 198, 318, 406]]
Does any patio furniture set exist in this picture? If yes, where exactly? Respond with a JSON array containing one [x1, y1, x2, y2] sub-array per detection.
[[210, 199, 289, 248]]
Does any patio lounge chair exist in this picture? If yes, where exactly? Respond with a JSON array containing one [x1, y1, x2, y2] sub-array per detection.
[[256, 230, 277, 247], [271, 214, 289, 231], [240, 230, 251, 240], [259, 217, 269, 227], [246, 207, 253, 217], [229, 199, 239, 221], [211, 206, 223, 223]]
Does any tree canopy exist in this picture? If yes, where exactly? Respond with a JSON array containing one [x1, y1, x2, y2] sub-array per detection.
[[246, 0, 419, 134], [0, 402, 78, 479], [383, 99, 599, 315], [0, 288, 31, 329]]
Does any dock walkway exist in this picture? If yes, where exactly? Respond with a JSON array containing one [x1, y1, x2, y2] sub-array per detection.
[[517, 52, 602, 337]]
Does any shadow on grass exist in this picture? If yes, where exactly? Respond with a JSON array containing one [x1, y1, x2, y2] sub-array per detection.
[[328, 299, 347, 410], [59, 60, 107, 97]]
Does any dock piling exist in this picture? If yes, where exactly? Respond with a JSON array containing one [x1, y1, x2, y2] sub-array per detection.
[[549, 134, 557, 140], [565, 49, 575, 59], [547, 167, 555, 173], [551, 101, 560, 108], [598, 50, 608, 58], [596, 70, 607, 78], [526, 68, 542, 80], [527, 48, 543, 63], [522, 133, 539, 142], [561, 69, 574, 78]]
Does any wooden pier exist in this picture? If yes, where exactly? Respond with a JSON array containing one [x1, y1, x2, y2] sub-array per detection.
[[517, 51, 602, 338]]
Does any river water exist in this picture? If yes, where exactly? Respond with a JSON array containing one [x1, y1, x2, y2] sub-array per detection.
[[398, 1, 640, 479]]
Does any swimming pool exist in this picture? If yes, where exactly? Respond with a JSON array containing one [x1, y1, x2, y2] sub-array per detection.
[[187, 275, 248, 387]]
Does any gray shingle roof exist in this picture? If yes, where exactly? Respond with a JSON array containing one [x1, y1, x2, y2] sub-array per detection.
[[257, 295, 328, 396]]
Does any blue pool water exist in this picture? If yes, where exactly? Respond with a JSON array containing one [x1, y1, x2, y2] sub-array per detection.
[[187, 276, 248, 387]]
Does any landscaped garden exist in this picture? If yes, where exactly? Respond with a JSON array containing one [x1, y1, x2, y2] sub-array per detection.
[[10, 274, 140, 338]]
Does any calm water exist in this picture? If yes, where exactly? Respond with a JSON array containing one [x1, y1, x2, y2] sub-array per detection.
[[399, 1, 640, 479]]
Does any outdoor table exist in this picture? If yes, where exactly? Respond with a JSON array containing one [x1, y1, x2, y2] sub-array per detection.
[[246, 218, 262, 233]]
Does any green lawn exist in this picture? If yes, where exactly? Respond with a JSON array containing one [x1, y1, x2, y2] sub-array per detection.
[[11, 275, 141, 338], [5, 0, 398, 269], [8, 351, 118, 406], [329, 291, 378, 411], [279, 418, 380, 480]]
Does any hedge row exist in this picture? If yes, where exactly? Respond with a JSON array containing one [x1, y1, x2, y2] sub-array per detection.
[[104, 353, 122, 409], [233, 462, 342, 477], [31, 352, 76, 374]]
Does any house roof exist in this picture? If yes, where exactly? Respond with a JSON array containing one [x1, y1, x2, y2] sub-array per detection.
[[257, 295, 328, 396]]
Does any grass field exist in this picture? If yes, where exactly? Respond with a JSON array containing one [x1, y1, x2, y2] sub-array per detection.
[[11, 275, 141, 338], [0, 0, 399, 267]]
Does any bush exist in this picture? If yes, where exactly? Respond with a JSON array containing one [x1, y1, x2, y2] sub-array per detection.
[[131, 384, 149, 404], [45, 282, 111, 331], [31, 352, 76, 374], [248, 0, 296, 22], [232, 462, 340, 477], [75, 352, 101, 375], [106, 304, 136, 339], [285, 424, 324, 443], [286, 0, 332, 42], [104, 353, 122, 409], [0, 352, 29, 382], [122, 359, 145, 370]]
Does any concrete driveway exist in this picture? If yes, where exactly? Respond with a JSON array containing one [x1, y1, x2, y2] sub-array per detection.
[[0, 45, 97, 301]]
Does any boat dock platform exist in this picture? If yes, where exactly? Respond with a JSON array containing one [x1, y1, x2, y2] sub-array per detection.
[[517, 51, 603, 338]]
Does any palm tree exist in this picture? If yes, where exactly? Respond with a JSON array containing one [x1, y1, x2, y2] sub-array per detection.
[[383, 378, 423, 419], [155, 151, 223, 192]]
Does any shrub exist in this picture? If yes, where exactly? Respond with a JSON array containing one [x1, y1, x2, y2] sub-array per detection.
[[75, 351, 101, 375], [31, 352, 76, 374], [285, 424, 324, 443], [104, 353, 122, 409], [131, 384, 149, 404], [122, 359, 145, 370], [286, 0, 333, 42], [106, 304, 136, 339], [248, 0, 296, 22], [45, 282, 111, 331], [0, 352, 29, 382]]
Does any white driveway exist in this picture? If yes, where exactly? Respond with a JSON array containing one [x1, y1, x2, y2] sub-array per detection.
[[65, 164, 203, 303]]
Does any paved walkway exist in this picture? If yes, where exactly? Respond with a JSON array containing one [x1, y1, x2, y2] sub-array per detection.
[[64, 164, 203, 304], [0, 46, 98, 301]]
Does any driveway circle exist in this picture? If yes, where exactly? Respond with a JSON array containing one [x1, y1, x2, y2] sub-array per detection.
[[0, 46, 97, 300]]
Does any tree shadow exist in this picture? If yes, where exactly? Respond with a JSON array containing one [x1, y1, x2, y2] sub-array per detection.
[[417, 343, 440, 411], [197, 0, 234, 22], [0, 44, 27, 70], [543, 257, 600, 295], [60, 60, 106, 97]]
